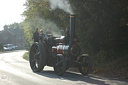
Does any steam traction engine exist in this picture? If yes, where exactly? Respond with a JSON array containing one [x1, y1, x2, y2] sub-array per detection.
[[29, 15, 92, 76]]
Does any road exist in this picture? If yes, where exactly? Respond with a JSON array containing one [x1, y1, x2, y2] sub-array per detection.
[[0, 50, 127, 85]]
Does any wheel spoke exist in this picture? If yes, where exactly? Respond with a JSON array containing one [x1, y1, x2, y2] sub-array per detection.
[[36, 51, 40, 56], [36, 49, 39, 54], [33, 64, 37, 69], [31, 59, 36, 63], [34, 45, 37, 51], [31, 52, 35, 55], [56, 60, 63, 67]]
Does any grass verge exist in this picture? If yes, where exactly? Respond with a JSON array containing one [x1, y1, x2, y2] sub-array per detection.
[[23, 52, 29, 61]]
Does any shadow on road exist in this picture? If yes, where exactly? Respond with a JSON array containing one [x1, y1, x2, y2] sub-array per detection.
[[35, 70, 109, 85], [0, 50, 26, 54]]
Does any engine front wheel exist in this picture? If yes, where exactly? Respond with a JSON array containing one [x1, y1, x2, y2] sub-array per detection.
[[54, 54, 66, 76], [78, 54, 92, 76], [29, 42, 46, 72]]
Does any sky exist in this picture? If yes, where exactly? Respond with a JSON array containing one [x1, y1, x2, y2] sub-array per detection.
[[0, 0, 26, 31]]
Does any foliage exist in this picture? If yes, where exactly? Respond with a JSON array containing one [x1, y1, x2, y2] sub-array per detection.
[[0, 43, 3, 51], [22, 0, 128, 57], [23, 52, 29, 61], [69, 0, 128, 56]]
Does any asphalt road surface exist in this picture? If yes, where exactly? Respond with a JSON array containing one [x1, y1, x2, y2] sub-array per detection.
[[0, 50, 127, 85]]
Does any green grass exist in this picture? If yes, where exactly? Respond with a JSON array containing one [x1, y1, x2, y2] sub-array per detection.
[[23, 52, 29, 61]]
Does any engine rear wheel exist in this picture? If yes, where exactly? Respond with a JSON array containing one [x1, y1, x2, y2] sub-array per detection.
[[79, 54, 92, 75], [29, 42, 46, 72], [54, 54, 66, 76]]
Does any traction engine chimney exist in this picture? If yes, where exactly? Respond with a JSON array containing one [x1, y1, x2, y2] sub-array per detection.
[[70, 14, 76, 43]]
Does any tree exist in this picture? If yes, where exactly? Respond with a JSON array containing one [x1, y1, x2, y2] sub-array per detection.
[[23, 0, 128, 57]]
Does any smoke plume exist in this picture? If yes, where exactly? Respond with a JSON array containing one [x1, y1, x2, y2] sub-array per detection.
[[48, 0, 74, 14], [33, 16, 62, 36]]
